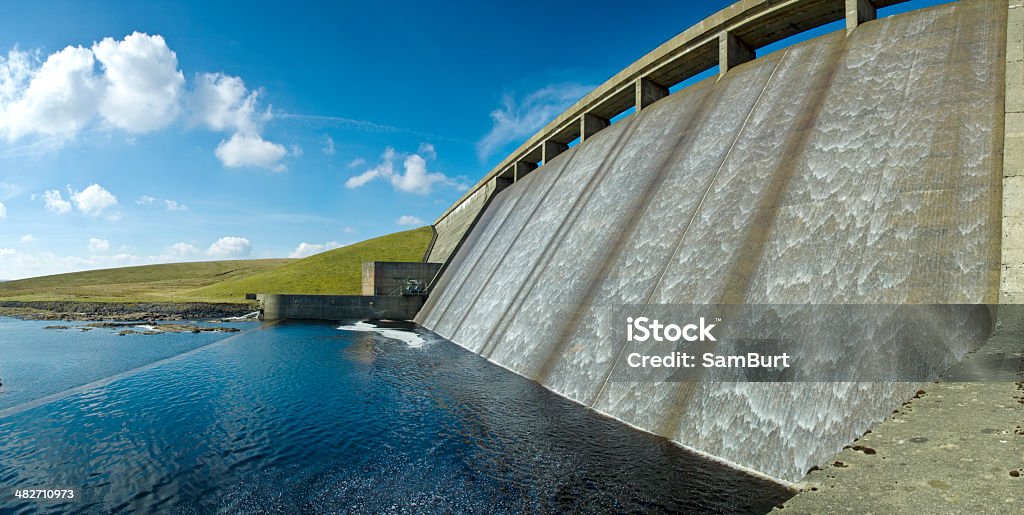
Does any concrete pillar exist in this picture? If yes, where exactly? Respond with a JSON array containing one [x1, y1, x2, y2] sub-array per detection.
[[719, 30, 754, 75], [636, 77, 669, 111], [512, 161, 537, 181], [1003, 0, 1024, 304], [542, 140, 568, 164], [845, 0, 877, 33], [581, 113, 610, 142]]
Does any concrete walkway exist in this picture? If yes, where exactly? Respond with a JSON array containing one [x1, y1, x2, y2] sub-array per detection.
[[776, 309, 1024, 513]]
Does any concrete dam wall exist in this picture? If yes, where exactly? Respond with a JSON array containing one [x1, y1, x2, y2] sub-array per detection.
[[417, 0, 1006, 483]]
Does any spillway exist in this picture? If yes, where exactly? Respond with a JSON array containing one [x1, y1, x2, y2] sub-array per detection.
[[417, 0, 1006, 482]]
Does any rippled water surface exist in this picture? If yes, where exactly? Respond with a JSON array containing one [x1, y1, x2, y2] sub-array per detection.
[[0, 319, 790, 513]]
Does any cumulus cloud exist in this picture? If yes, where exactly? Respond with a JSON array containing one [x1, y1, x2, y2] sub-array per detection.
[[20, 234, 33, 242], [0, 33, 183, 142], [0, 35, 287, 170], [0, 200, 5, 219], [93, 32, 184, 132], [215, 132, 287, 171], [189, 72, 267, 134], [71, 183, 118, 216], [323, 136, 335, 155], [396, 215, 424, 226], [0, 46, 100, 141], [345, 145, 467, 195], [190, 72, 288, 171], [206, 236, 251, 258], [476, 83, 593, 161], [288, 241, 342, 259], [347, 158, 366, 168], [41, 189, 71, 214]]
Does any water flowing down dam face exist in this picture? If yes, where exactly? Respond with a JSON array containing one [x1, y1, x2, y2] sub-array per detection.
[[418, 0, 1006, 483]]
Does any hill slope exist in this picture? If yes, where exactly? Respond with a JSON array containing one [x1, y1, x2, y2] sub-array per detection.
[[0, 259, 293, 302], [192, 226, 433, 301]]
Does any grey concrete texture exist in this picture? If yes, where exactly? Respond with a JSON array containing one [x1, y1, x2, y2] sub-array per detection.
[[776, 381, 1024, 513], [258, 294, 424, 321], [419, 0, 1007, 483], [1004, 0, 1024, 304], [361, 261, 442, 296]]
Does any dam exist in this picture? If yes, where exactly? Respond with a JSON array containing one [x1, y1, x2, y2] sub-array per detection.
[[415, 0, 1018, 484]]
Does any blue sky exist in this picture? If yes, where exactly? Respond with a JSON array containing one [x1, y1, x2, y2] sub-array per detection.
[[0, 0, 947, 279]]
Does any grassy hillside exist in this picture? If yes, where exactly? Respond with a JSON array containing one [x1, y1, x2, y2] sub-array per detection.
[[0, 226, 434, 304], [192, 226, 433, 301], [0, 259, 293, 302]]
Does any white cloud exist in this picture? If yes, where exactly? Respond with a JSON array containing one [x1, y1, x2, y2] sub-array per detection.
[[190, 72, 288, 170], [323, 136, 335, 155], [20, 234, 33, 242], [396, 215, 424, 226], [71, 183, 118, 216], [476, 83, 593, 160], [206, 236, 251, 258], [0, 248, 15, 258], [42, 189, 71, 214], [342, 226, 355, 234], [88, 237, 110, 252], [215, 132, 287, 171], [288, 241, 342, 259], [290, 144, 303, 157], [0, 46, 101, 141], [345, 146, 467, 195], [0, 200, 5, 219], [189, 72, 266, 134], [418, 142, 437, 160], [347, 157, 366, 168], [137, 195, 187, 211], [92, 32, 184, 133], [164, 199, 187, 211], [164, 242, 199, 259], [0, 33, 184, 142]]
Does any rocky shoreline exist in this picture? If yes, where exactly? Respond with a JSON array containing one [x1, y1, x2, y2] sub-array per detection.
[[0, 300, 258, 322]]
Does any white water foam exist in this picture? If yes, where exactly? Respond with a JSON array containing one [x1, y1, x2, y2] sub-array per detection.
[[337, 321, 426, 348]]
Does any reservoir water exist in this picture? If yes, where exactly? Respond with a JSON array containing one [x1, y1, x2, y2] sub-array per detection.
[[0, 318, 790, 513]]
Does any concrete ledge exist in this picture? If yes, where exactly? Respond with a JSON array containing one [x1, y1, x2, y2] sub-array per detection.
[[257, 294, 425, 321]]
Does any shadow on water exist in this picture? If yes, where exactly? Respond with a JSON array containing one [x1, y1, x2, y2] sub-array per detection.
[[0, 320, 792, 514]]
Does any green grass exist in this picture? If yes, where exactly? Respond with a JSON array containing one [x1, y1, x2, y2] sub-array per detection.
[[192, 226, 433, 301], [0, 260, 294, 302], [0, 226, 434, 304]]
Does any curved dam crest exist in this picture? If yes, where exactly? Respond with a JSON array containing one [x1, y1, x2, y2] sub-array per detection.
[[417, 0, 1005, 483]]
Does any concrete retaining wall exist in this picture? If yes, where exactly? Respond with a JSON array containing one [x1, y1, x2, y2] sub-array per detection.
[[258, 294, 425, 321], [361, 262, 443, 296]]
